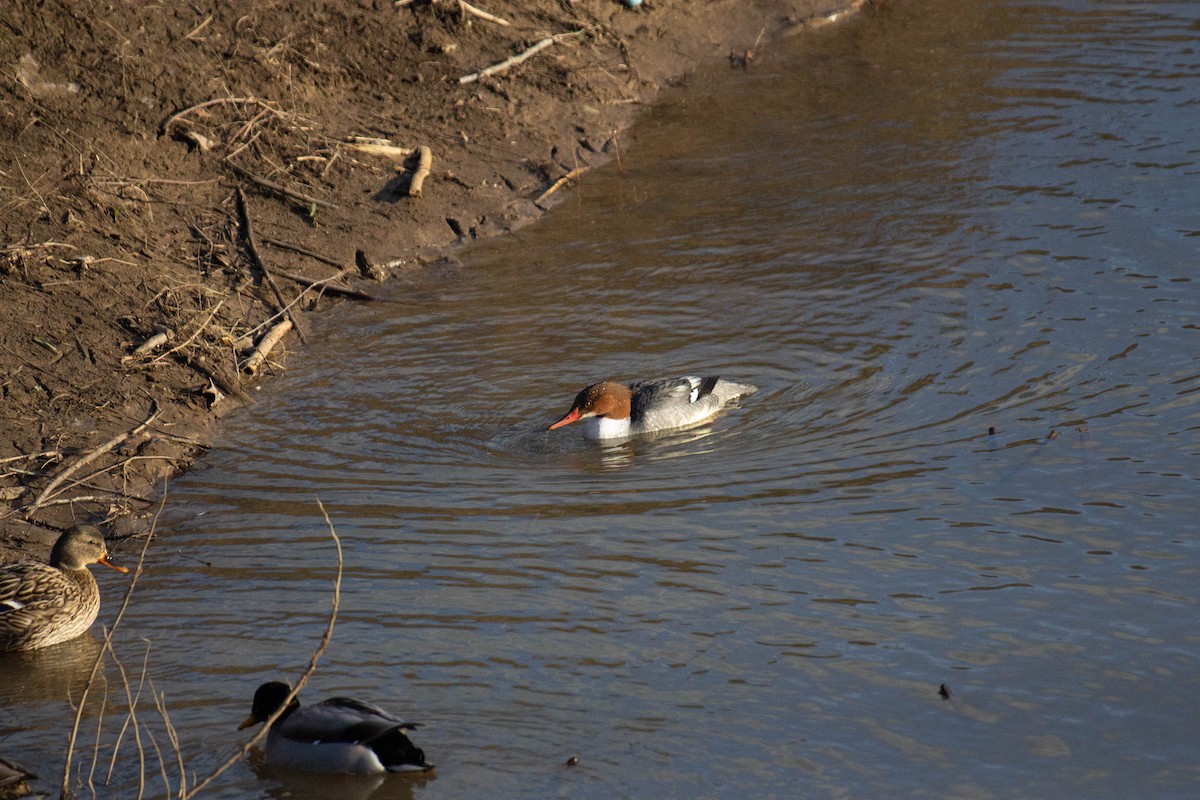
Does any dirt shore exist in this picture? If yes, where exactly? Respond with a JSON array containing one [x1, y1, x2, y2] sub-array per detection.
[[1, 0, 872, 560]]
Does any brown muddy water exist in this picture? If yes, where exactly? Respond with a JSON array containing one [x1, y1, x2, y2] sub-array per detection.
[[4, 1, 1199, 798]]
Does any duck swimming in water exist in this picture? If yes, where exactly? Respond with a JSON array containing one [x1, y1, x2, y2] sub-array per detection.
[[0, 524, 128, 652], [238, 681, 433, 774], [548, 375, 758, 440]]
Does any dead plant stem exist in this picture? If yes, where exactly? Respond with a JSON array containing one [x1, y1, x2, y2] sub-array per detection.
[[159, 97, 275, 135], [29, 401, 160, 515], [181, 500, 342, 799], [60, 484, 165, 799], [235, 187, 309, 345], [101, 638, 148, 800], [151, 296, 228, 364]]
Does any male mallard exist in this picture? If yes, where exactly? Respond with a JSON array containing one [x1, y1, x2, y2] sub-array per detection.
[[0, 754, 37, 800], [0, 525, 128, 652], [239, 681, 433, 774]]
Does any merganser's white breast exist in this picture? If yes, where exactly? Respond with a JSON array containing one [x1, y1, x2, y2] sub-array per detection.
[[581, 415, 633, 441], [548, 375, 758, 440]]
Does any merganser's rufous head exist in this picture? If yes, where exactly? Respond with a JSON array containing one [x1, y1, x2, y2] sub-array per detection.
[[548, 381, 632, 430]]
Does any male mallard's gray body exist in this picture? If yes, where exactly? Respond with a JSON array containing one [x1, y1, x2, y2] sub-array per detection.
[[549, 375, 759, 440], [239, 681, 433, 774]]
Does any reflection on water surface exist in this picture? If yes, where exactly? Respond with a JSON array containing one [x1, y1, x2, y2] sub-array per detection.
[[4, 2, 1199, 798]]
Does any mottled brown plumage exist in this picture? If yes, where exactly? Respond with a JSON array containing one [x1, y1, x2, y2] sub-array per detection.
[[0, 525, 128, 652]]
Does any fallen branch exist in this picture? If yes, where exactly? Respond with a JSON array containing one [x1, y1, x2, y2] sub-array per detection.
[[150, 297, 226, 364], [123, 327, 172, 362], [227, 162, 337, 209], [241, 319, 292, 375], [236, 187, 309, 345], [43, 455, 179, 505], [534, 165, 588, 206], [239, 257, 347, 348], [343, 138, 416, 159], [0, 450, 61, 466], [274, 267, 375, 302], [459, 36, 555, 84], [783, 2, 867, 36], [159, 96, 275, 135], [459, 1, 510, 26], [260, 236, 345, 269], [182, 353, 248, 402], [182, 500, 342, 800], [24, 493, 150, 511], [27, 401, 160, 515], [408, 145, 433, 197]]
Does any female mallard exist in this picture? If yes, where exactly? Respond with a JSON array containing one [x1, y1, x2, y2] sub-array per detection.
[[239, 681, 433, 774], [0, 525, 128, 652]]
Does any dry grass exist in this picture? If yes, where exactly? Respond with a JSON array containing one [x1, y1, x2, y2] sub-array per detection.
[[57, 494, 344, 800]]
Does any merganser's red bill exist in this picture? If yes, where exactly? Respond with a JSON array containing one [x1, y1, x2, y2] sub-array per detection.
[[548, 408, 581, 430], [546, 376, 758, 441]]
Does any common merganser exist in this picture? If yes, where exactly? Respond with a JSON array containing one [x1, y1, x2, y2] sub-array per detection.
[[548, 376, 758, 440]]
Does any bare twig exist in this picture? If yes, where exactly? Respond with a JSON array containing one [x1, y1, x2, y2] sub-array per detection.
[[408, 145, 433, 197], [459, 1, 510, 26], [87, 678, 109, 797], [101, 639, 148, 800], [42, 455, 179, 505], [159, 97, 277, 135], [150, 298, 227, 363], [124, 327, 173, 362], [230, 307, 290, 352], [260, 236, 344, 269], [235, 187, 308, 345], [185, 14, 212, 40], [150, 676, 186, 798], [241, 319, 293, 375], [535, 165, 588, 206], [61, 485, 165, 799], [26, 493, 147, 510], [343, 138, 416, 159], [29, 401, 160, 515], [229, 108, 273, 147], [227, 162, 336, 209], [459, 36, 555, 84], [0, 450, 61, 465], [274, 267, 376, 302], [182, 500, 342, 799]]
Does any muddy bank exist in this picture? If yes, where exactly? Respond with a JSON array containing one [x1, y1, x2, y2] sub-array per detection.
[[0, 0, 873, 559]]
